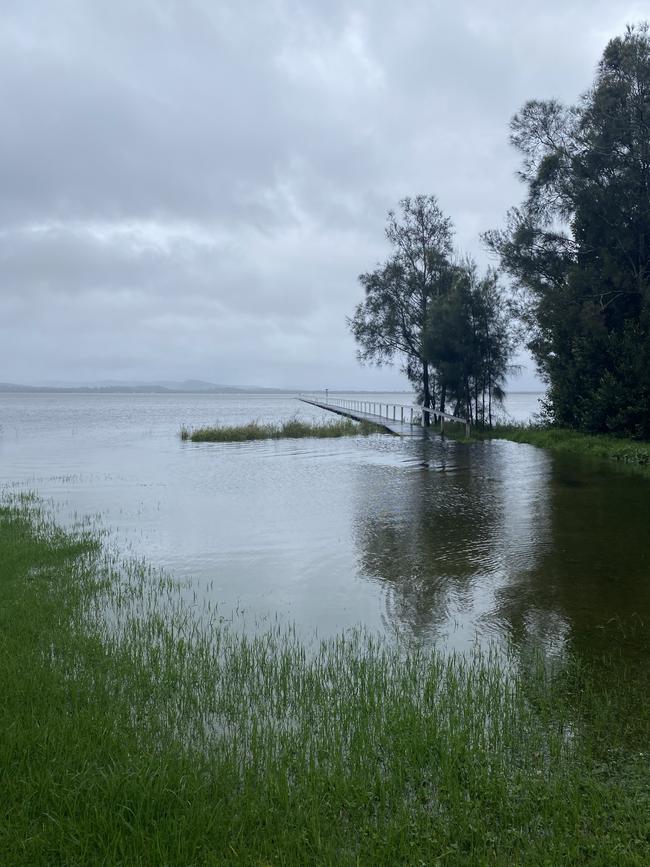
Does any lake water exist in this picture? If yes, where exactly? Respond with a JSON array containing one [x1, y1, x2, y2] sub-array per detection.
[[2, 390, 649, 665]]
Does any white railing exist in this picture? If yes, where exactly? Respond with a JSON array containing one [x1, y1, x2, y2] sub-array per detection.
[[420, 406, 471, 436], [298, 393, 470, 436]]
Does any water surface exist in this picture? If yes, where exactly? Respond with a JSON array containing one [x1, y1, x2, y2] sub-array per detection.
[[1, 391, 648, 665]]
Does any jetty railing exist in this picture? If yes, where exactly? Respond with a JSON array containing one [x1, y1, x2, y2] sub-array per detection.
[[299, 394, 470, 436]]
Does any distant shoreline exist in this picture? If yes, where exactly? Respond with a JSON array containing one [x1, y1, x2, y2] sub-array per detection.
[[0, 383, 289, 395], [0, 384, 544, 396]]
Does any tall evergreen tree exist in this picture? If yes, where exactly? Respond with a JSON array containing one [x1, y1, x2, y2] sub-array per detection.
[[348, 195, 454, 423], [485, 24, 650, 437], [426, 263, 516, 427]]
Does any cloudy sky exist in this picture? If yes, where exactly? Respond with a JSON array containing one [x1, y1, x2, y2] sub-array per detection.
[[1, 0, 645, 389]]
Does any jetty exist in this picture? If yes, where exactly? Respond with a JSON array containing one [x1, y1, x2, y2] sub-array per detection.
[[298, 395, 470, 437]]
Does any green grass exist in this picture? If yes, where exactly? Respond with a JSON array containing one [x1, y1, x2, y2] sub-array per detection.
[[480, 425, 650, 475], [180, 417, 385, 442], [2, 494, 650, 865]]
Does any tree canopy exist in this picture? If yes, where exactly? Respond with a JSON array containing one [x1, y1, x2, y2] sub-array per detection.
[[426, 263, 516, 427], [348, 195, 454, 422], [349, 196, 516, 427], [485, 24, 650, 437]]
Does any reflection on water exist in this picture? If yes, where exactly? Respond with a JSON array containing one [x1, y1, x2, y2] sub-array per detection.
[[1, 392, 649, 670], [494, 453, 650, 661], [353, 437, 553, 648]]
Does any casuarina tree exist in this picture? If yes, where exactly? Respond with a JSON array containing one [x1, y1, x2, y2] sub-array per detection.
[[348, 195, 455, 423], [426, 262, 517, 427], [485, 24, 650, 437]]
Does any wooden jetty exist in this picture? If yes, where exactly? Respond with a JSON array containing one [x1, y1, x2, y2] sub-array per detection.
[[298, 395, 470, 438]]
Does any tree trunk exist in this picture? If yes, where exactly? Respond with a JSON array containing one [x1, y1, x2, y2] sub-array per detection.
[[481, 375, 486, 430], [422, 360, 431, 426], [487, 351, 493, 429]]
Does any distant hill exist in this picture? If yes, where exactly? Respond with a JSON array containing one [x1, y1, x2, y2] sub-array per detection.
[[0, 380, 292, 394]]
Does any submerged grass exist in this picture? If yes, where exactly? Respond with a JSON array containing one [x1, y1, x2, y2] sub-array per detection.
[[181, 417, 385, 442], [2, 495, 650, 864], [480, 425, 650, 475], [429, 418, 473, 442]]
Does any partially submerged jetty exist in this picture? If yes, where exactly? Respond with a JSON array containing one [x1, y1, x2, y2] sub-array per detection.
[[299, 395, 470, 437]]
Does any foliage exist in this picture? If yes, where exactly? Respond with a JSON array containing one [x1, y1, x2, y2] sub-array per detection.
[[426, 262, 518, 427], [350, 196, 517, 427], [348, 195, 455, 422], [485, 24, 650, 437]]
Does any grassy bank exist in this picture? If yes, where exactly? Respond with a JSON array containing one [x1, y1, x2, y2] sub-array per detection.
[[181, 417, 385, 442], [480, 425, 650, 475], [2, 496, 649, 864]]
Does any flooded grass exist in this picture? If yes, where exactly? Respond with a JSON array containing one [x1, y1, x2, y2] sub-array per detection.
[[433, 417, 473, 441], [180, 417, 385, 442], [2, 494, 649, 865], [483, 425, 650, 475]]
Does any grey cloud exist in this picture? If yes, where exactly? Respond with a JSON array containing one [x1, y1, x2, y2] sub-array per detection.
[[0, 0, 644, 387]]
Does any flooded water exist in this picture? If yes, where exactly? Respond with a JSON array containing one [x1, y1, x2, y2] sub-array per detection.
[[1, 390, 649, 664]]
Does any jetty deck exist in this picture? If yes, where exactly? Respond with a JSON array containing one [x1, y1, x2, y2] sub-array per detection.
[[298, 396, 470, 437]]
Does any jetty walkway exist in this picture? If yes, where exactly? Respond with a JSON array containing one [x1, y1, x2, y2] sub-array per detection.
[[298, 395, 470, 438]]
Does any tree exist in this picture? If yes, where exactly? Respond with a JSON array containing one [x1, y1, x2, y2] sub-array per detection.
[[426, 262, 517, 427], [485, 24, 650, 437], [348, 195, 454, 423]]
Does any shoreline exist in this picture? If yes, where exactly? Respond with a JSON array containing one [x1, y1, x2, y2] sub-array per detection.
[[477, 426, 650, 476], [3, 494, 648, 863]]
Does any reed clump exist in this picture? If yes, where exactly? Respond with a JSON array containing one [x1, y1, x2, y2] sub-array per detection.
[[181, 417, 384, 442], [1, 495, 649, 864]]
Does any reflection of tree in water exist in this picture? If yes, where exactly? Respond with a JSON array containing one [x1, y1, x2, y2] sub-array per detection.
[[353, 438, 550, 640], [355, 435, 650, 668], [494, 453, 650, 669], [355, 437, 650, 747], [489, 455, 650, 755]]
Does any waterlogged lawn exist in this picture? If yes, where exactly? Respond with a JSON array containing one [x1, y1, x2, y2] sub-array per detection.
[[1, 495, 649, 865], [483, 426, 650, 476], [181, 417, 385, 442]]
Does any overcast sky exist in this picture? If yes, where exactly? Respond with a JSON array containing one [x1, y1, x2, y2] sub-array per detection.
[[1, 1, 646, 390]]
